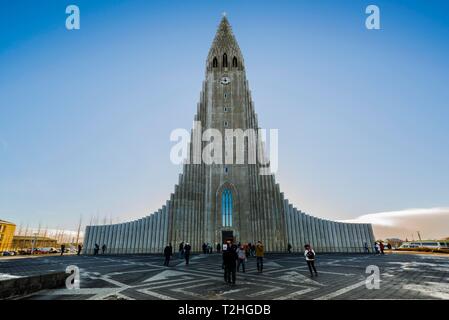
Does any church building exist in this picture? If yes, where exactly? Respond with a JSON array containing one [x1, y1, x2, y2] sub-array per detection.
[[83, 16, 375, 254]]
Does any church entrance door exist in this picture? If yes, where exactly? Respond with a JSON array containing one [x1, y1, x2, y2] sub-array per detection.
[[222, 230, 234, 244]]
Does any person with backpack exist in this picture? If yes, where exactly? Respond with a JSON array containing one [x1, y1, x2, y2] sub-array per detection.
[[304, 244, 318, 277]]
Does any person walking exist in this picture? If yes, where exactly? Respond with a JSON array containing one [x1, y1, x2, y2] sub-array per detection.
[[184, 243, 192, 265], [60, 244, 65, 256], [94, 243, 100, 255], [379, 242, 385, 255], [223, 241, 237, 284], [374, 242, 380, 254], [216, 243, 221, 253], [164, 243, 173, 266], [202, 242, 207, 254], [364, 242, 369, 253], [255, 241, 264, 273], [287, 243, 292, 254], [102, 244, 107, 255], [236, 244, 246, 273], [304, 244, 318, 277], [77, 244, 82, 256]]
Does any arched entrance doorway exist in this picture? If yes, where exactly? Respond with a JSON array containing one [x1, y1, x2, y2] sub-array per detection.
[[216, 182, 239, 245]]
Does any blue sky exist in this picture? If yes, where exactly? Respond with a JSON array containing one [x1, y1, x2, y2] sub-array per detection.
[[1, 0, 448, 237]]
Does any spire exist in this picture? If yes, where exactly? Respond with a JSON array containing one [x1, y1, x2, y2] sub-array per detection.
[[207, 15, 244, 71]]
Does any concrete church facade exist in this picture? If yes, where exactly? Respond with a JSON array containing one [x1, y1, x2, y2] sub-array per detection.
[[83, 17, 375, 254]]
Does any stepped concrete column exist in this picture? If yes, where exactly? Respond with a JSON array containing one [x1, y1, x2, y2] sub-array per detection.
[[151, 212, 158, 253], [298, 211, 306, 251], [290, 208, 297, 251], [122, 222, 129, 253], [83, 226, 91, 254], [156, 209, 162, 253]]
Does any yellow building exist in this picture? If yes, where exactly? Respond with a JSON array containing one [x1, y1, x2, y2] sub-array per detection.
[[11, 235, 58, 249], [0, 220, 16, 251]]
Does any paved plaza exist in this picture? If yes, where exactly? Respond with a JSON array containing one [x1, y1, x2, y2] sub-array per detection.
[[1, 253, 448, 300]]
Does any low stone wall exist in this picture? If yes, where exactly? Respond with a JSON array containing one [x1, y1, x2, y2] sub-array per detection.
[[0, 272, 68, 300]]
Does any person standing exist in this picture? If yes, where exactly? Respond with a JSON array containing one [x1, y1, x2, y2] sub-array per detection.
[[223, 241, 237, 284], [178, 242, 184, 259], [236, 244, 246, 273], [60, 244, 65, 256], [164, 243, 173, 266], [77, 244, 82, 256], [287, 243, 292, 254], [216, 243, 221, 253], [304, 244, 318, 277], [184, 243, 192, 265], [202, 242, 207, 254], [102, 244, 107, 255], [255, 241, 264, 273]]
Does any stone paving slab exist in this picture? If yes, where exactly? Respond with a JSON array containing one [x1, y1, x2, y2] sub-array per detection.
[[0, 253, 448, 300]]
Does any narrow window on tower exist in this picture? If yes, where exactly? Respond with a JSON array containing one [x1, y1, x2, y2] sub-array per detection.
[[232, 56, 238, 68], [212, 57, 218, 68], [222, 189, 233, 227], [224, 121, 229, 127], [223, 53, 228, 68]]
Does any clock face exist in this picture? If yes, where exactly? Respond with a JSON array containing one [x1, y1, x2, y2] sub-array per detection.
[[220, 76, 231, 85]]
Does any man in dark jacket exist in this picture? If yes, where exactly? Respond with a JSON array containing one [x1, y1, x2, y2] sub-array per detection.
[[223, 241, 237, 284], [164, 243, 173, 266], [184, 243, 192, 265]]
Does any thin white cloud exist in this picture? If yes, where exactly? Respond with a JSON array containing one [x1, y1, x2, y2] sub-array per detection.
[[340, 207, 449, 240], [341, 207, 449, 227]]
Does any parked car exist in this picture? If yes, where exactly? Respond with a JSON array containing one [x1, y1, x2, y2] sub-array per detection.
[[18, 249, 32, 255], [33, 247, 58, 254], [1, 251, 17, 256]]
